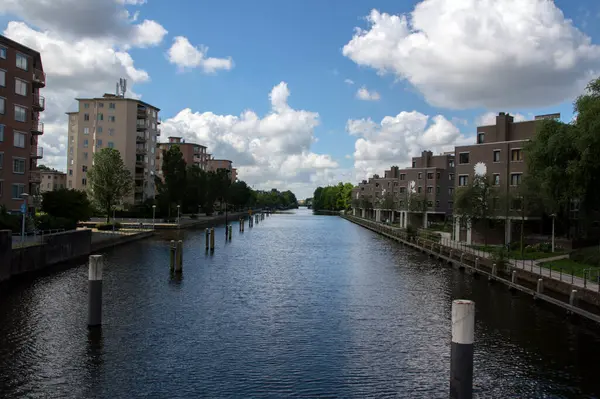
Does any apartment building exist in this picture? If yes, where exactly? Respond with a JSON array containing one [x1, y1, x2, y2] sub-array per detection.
[[207, 158, 236, 182], [40, 169, 66, 192], [453, 112, 560, 245], [156, 136, 209, 174], [352, 150, 455, 227], [66, 94, 160, 205], [0, 34, 45, 212]]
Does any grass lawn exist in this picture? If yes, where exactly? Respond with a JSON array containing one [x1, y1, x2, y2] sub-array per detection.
[[470, 245, 567, 260], [540, 258, 598, 280]]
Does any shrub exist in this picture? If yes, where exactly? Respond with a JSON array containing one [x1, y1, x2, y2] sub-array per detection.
[[190, 214, 198, 219], [0, 206, 21, 233], [406, 225, 417, 240], [96, 222, 122, 231], [35, 213, 77, 231]]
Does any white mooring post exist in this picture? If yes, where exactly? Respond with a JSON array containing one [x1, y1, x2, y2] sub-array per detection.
[[88, 255, 104, 328], [450, 299, 474, 399]]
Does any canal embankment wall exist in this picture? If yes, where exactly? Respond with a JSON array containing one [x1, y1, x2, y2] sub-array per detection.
[[341, 215, 600, 324]]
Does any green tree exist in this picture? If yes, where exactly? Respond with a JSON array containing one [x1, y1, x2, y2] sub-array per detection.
[[508, 176, 544, 255], [183, 165, 207, 214], [87, 148, 133, 222], [229, 180, 252, 210], [41, 189, 92, 223], [161, 145, 187, 216]]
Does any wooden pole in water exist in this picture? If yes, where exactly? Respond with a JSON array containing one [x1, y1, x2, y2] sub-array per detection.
[[205, 229, 209, 251], [175, 240, 183, 273], [88, 255, 104, 328], [170, 240, 176, 271], [210, 227, 215, 251], [450, 299, 474, 399], [228, 225, 232, 240]]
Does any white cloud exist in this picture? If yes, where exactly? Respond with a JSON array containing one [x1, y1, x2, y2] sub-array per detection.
[[167, 36, 234, 73], [347, 111, 471, 180], [161, 82, 339, 198], [342, 1, 600, 109], [344, 79, 355, 85], [475, 111, 526, 126], [356, 86, 381, 101]]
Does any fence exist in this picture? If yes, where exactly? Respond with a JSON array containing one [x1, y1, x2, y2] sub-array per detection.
[[11, 229, 66, 248]]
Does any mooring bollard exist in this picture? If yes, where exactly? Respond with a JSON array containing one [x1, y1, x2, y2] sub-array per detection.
[[511, 270, 517, 284], [489, 263, 497, 282], [210, 227, 215, 251], [475, 257, 479, 270], [88, 255, 104, 328], [225, 225, 229, 240], [239, 219, 242, 232], [537, 278, 544, 295], [242, 218, 245, 232], [174, 240, 183, 273], [569, 289, 577, 307], [205, 229, 209, 251], [170, 240, 176, 270], [228, 225, 232, 240], [450, 299, 474, 399]]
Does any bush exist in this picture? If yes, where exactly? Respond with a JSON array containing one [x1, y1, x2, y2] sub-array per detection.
[[0, 206, 21, 232], [190, 214, 197, 219], [35, 213, 77, 231], [406, 225, 417, 240], [96, 222, 122, 231]]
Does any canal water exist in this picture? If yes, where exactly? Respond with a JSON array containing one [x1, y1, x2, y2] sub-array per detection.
[[1, 208, 599, 398]]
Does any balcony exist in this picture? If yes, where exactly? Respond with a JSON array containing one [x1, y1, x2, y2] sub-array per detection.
[[136, 120, 147, 131], [136, 147, 147, 154], [134, 186, 144, 193], [157, 128, 161, 136], [33, 94, 45, 111], [31, 120, 44, 135], [32, 69, 46, 88], [31, 146, 43, 159], [135, 172, 144, 180], [136, 135, 146, 143], [137, 107, 147, 118], [157, 117, 162, 125], [29, 170, 42, 183]]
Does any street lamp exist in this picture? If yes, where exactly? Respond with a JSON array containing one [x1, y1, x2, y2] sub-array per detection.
[[20, 193, 29, 244], [152, 205, 156, 230], [112, 207, 116, 233], [551, 213, 556, 253], [177, 204, 181, 226]]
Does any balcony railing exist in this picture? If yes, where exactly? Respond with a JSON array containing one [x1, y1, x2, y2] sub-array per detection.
[[157, 117, 162, 125], [29, 170, 42, 182], [136, 147, 146, 154], [32, 69, 46, 87], [135, 173, 144, 180], [136, 120, 147, 130], [31, 146, 43, 159], [33, 94, 45, 111], [137, 107, 147, 118], [134, 186, 144, 193], [136, 135, 146, 142], [31, 120, 44, 135], [157, 128, 161, 136]]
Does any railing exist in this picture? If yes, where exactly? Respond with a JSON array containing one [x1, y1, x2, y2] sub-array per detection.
[[137, 108, 147, 118], [31, 146, 43, 159], [157, 117, 162, 124], [134, 173, 144, 180], [136, 135, 146, 142], [12, 228, 65, 249], [136, 147, 146, 154], [33, 94, 45, 110], [31, 120, 44, 135], [32, 69, 46, 87], [157, 128, 161, 136]]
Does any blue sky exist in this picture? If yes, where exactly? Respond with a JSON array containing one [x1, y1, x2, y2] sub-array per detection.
[[2, 0, 600, 198]]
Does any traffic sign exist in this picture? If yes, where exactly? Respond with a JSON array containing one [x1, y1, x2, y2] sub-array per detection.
[[20, 203, 26, 214]]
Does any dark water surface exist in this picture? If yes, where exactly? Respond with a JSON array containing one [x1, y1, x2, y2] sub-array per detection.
[[1, 209, 600, 398]]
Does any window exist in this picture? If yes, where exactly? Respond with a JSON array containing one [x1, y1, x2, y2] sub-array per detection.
[[448, 201, 453, 209], [13, 158, 25, 174], [14, 105, 27, 122], [0, 69, 4, 87], [13, 132, 26, 148], [511, 197, 523, 211], [412, 161, 416, 168], [0, 124, 4, 141], [449, 159, 455, 168], [493, 150, 500, 162], [96, 139, 102, 147], [493, 174, 500, 185], [0, 46, 6, 59], [83, 139, 89, 148], [477, 132, 485, 144], [418, 172, 422, 179], [418, 186, 422, 193], [427, 201, 433, 208], [448, 187, 454, 196], [427, 172, 434, 179], [109, 103, 116, 109], [98, 102, 104, 108], [15, 79, 27, 96], [83, 152, 88, 160], [108, 128, 115, 136], [82, 178, 87, 186], [69, 169, 73, 176], [492, 197, 500, 210], [97, 126, 103, 134], [400, 173, 405, 180], [68, 181, 72, 188], [436, 186, 440, 194], [510, 173, 522, 186], [84, 113, 90, 121], [0, 97, 4, 114], [437, 172, 441, 179], [399, 187, 406, 193], [12, 184, 25, 199], [16, 53, 28, 70], [108, 116, 115, 122], [436, 200, 440, 208], [458, 175, 468, 186], [108, 142, 114, 148], [449, 173, 454, 180], [511, 149, 523, 162], [97, 113, 104, 121], [47, 183, 51, 189], [0, 181, 3, 197], [0, 152, 3, 168], [82, 165, 87, 172], [459, 152, 470, 164], [84, 103, 89, 109], [84, 127, 90, 135], [427, 186, 433, 194]]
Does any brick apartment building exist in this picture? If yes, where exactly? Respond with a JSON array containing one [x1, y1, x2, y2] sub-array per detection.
[[207, 158, 237, 182], [0, 34, 45, 212], [453, 112, 560, 245], [352, 150, 455, 227], [156, 136, 209, 174], [66, 94, 161, 205]]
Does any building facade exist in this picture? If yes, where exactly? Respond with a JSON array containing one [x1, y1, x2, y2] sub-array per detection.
[[155, 136, 209, 175], [453, 112, 560, 245], [207, 158, 236, 182], [352, 150, 455, 227], [66, 94, 161, 205], [40, 169, 66, 192], [0, 34, 45, 212]]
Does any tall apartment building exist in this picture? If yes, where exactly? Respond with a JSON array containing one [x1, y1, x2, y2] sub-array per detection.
[[352, 150, 455, 227], [156, 136, 209, 176], [66, 94, 160, 205], [453, 112, 560, 245], [0, 34, 45, 212], [40, 169, 66, 193], [207, 158, 236, 182]]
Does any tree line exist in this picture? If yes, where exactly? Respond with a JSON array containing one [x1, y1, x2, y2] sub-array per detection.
[[312, 183, 354, 211]]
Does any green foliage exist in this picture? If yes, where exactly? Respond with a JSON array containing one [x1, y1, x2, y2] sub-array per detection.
[[87, 148, 133, 222], [41, 188, 92, 223], [229, 180, 253, 209], [182, 165, 207, 214], [96, 222, 122, 231], [34, 213, 77, 231], [0, 205, 20, 232], [406, 224, 417, 240], [312, 182, 353, 211], [253, 188, 298, 209], [161, 145, 187, 212]]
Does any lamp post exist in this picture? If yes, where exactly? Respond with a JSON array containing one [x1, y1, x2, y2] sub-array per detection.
[[152, 205, 156, 230], [177, 204, 181, 226], [21, 193, 29, 244], [112, 207, 116, 233], [551, 213, 556, 253]]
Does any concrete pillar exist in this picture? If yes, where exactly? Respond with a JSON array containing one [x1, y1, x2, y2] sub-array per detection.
[[570, 290, 577, 307], [454, 217, 460, 242], [353, 208, 356, 216], [390, 211, 395, 223], [361, 208, 365, 218], [88, 255, 103, 328], [450, 299, 474, 399], [423, 212, 428, 229], [466, 220, 472, 245], [537, 279, 544, 294], [505, 218, 512, 245]]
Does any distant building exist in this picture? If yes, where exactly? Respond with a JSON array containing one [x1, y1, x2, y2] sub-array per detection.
[[40, 169, 66, 192], [207, 158, 236, 182], [156, 136, 209, 175], [0, 34, 46, 212], [66, 93, 161, 205]]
